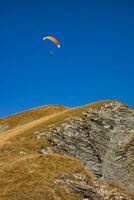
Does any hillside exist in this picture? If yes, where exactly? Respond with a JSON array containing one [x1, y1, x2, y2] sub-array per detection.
[[0, 100, 134, 200], [0, 105, 68, 132]]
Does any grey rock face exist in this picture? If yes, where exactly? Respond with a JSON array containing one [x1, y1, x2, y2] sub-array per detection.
[[65, 180, 103, 200], [35, 102, 134, 193], [54, 173, 132, 200]]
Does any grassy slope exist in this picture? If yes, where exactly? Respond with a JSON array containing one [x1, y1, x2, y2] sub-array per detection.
[[0, 100, 114, 147], [0, 100, 132, 200], [0, 105, 68, 131]]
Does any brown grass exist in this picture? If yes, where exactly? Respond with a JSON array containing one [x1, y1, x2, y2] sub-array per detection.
[[0, 100, 114, 148], [0, 105, 68, 131], [107, 181, 134, 200], [0, 153, 92, 200], [0, 100, 123, 200]]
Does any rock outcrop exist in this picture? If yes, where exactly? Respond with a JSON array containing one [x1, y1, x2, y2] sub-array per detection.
[[34, 102, 134, 194]]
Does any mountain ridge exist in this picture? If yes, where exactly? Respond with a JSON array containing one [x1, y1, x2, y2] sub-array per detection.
[[0, 100, 134, 200]]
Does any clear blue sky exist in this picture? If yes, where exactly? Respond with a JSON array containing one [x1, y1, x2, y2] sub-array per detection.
[[0, 0, 134, 117]]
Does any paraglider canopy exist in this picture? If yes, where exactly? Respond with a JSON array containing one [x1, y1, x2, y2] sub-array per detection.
[[43, 36, 61, 48]]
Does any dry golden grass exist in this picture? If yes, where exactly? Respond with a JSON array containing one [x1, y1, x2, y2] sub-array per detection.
[[0, 153, 92, 200], [107, 181, 134, 200], [0, 105, 68, 131], [0, 100, 114, 148], [1, 100, 129, 200]]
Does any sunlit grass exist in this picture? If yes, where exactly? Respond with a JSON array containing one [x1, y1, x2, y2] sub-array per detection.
[[0, 105, 68, 131], [1, 99, 131, 199]]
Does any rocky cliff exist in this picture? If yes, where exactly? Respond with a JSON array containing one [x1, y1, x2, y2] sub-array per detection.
[[0, 101, 134, 200], [34, 102, 134, 196]]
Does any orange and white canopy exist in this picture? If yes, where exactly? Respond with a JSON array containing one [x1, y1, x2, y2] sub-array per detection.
[[43, 36, 61, 48]]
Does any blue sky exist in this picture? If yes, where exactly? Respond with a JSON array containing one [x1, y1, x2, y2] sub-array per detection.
[[0, 0, 134, 117]]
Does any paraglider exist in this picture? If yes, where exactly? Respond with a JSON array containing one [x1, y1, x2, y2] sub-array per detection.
[[49, 51, 54, 57], [43, 36, 61, 51], [43, 35, 61, 56]]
